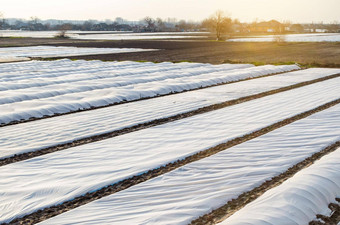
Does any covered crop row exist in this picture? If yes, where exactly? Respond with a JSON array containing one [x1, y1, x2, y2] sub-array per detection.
[[1, 68, 339, 160], [39, 104, 340, 225], [220, 146, 340, 225], [0, 46, 156, 58], [0, 77, 339, 224], [0, 60, 299, 124]]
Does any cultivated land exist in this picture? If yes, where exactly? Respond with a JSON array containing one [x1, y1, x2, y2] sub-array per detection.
[[1, 73, 340, 224], [1, 68, 337, 162], [1, 34, 340, 225], [1, 37, 340, 67], [0, 61, 297, 125], [38, 105, 340, 225]]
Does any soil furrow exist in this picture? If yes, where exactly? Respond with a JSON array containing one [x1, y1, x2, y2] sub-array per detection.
[[1, 72, 339, 167], [4, 98, 340, 225], [0, 68, 300, 128], [189, 142, 340, 225], [310, 198, 340, 225]]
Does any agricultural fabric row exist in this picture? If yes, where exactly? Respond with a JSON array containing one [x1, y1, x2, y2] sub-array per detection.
[[0, 60, 298, 124], [0, 77, 339, 223], [39, 102, 340, 225], [0, 46, 156, 58], [221, 146, 340, 225], [1, 68, 339, 159]]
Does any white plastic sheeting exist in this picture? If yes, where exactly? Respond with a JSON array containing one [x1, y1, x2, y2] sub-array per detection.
[[0, 60, 300, 124], [73, 33, 206, 40], [0, 77, 339, 223], [228, 33, 340, 42], [0, 56, 30, 63], [1, 68, 339, 159], [221, 147, 340, 225], [0, 46, 156, 58], [0, 30, 208, 39], [39, 102, 340, 225]]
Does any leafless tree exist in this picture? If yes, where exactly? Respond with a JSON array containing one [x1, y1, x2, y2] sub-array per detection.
[[202, 10, 232, 40], [273, 34, 286, 44], [0, 12, 3, 37], [156, 18, 165, 31], [273, 20, 289, 44], [30, 16, 40, 25], [56, 23, 71, 38], [177, 20, 188, 31], [144, 16, 156, 31], [0, 12, 5, 30]]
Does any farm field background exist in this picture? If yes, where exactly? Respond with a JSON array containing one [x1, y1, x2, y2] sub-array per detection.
[[1, 33, 340, 225], [1, 30, 340, 42], [0, 30, 209, 40], [1, 36, 340, 68], [228, 33, 340, 42]]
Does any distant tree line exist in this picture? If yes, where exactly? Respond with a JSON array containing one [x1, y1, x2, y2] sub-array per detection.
[[201, 11, 340, 40], [0, 15, 202, 32], [0, 11, 339, 40]]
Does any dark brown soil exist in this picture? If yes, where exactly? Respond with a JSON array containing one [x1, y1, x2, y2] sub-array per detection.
[[47, 40, 340, 67], [1, 37, 340, 67], [310, 199, 340, 225], [4, 98, 340, 225], [190, 140, 340, 225], [0, 37, 99, 47]]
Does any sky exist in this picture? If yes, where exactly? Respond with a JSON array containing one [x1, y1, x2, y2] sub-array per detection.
[[1, 0, 339, 23]]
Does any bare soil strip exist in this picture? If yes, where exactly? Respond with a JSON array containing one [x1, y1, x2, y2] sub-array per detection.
[[4, 98, 340, 225], [310, 198, 340, 225], [189, 142, 340, 225], [1, 73, 339, 167], [0, 68, 300, 128]]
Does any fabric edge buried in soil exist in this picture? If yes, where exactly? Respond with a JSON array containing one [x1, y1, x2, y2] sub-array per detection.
[[1, 77, 340, 224], [0, 62, 297, 126], [36, 100, 340, 225], [1, 69, 339, 165], [217, 145, 340, 225]]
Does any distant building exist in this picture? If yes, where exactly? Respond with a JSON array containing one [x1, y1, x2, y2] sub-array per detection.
[[250, 20, 285, 33], [289, 24, 304, 33]]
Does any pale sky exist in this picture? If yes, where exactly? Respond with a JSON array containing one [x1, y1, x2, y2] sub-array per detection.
[[1, 0, 339, 23]]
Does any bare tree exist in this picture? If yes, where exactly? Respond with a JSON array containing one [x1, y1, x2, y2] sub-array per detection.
[[273, 34, 286, 44], [55, 23, 71, 38], [82, 20, 95, 30], [144, 17, 156, 31], [273, 20, 288, 44], [29, 16, 41, 30], [0, 12, 3, 37], [202, 11, 232, 40], [156, 18, 165, 31], [177, 20, 188, 31], [30, 16, 40, 25], [0, 12, 5, 30]]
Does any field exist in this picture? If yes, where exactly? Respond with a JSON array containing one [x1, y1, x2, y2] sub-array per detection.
[[1, 37, 340, 67], [1, 34, 340, 225], [228, 33, 340, 42], [0, 31, 208, 40]]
